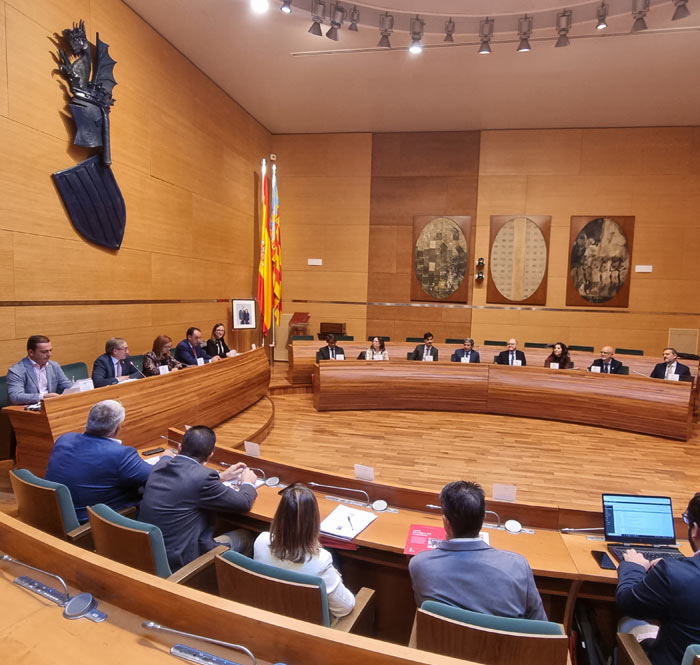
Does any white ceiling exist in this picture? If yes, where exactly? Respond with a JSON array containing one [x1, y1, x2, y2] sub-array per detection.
[[123, 0, 700, 134]]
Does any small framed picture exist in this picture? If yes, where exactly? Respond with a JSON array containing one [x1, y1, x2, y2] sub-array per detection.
[[232, 299, 256, 330]]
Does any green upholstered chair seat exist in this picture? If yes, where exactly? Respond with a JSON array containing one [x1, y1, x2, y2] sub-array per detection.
[[60, 362, 89, 382], [12, 468, 81, 533], [421, 601, 564, 636]]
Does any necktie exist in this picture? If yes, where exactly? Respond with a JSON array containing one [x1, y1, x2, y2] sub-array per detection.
[[331, 348, 335, 359], [603, 363, 608, 374], [665, 363, 672, 379], [116, 361, 122, 377], [510, 352, 515, 365]]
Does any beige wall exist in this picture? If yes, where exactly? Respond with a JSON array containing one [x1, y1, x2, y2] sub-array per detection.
[[0, 0, 270, 374], [472, 128, 700, 354]]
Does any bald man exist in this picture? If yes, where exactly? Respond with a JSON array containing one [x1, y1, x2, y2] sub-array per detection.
[[495, 339, 526, 366], [589, 346, 623, 374]]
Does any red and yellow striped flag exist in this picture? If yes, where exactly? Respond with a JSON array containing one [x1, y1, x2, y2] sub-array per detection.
[[257, 159, 272, 335], [270, 163, 282, 327]]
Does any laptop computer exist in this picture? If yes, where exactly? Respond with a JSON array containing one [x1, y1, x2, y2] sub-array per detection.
[[602, 493, 685, 563]]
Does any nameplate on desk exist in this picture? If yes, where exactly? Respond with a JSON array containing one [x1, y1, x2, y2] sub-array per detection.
[[590, 366, 601, 373], [373, 354, 383, 361], [196, 358, 205, 366], [145, 455, 162, 466], [513, 360, 522, 366], [354, 464, 374, 481], [336, 354, 345, 360], [460, 357, 470, 363], [423, 356, 433, 362], [493, 483, 517, 503], [158, 365, 170, 375], [550, 362, 559, 370], [667, 374, 680, 381], [243, 440, 260, 457]]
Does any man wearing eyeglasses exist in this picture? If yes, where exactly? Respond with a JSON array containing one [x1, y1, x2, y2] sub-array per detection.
[[616, 493, 700, 665], [588, 346, 623, 374], [92, 337, 142, 387]]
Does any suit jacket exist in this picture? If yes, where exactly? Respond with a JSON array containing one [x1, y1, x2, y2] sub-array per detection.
[[317, 345, 346, 360], [174, 339, 212, 366], [616, 554, 700, 665], [45, 432, 152, 522], [409, 344, 439, 361], [6, 357, 72, 405], [650, 361, 692, 381], [139, 455, 257, 571], [451, 348, 480, 363], [589, 357, 623, 374], [92, 353, 142, 388], [495, 350, 527, 366], [408, 539, 546, 620], [205, 338, 230, 359]]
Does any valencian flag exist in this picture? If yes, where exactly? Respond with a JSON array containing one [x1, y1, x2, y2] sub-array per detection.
[[270, 163, 282, 327], [257, 159, 272, 335]]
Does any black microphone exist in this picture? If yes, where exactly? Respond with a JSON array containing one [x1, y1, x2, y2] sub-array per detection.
[[128, 361, 147, 379]]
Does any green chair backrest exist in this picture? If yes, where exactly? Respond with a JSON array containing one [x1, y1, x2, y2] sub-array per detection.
[[218, 549, 330, 627], [681, 644, 700, 665], [569, 345, 594, 352], [445, 338, 464, 345], [421, 601, 564, 636], [291, 335, 314, 341], [337, 335, 354, 341], [615, 347, 644, 356], [0, 375, 9, 408], [619, 365, 630, 375], [129, 354, 145, 373], [406, 337, 424, 343], [11, 468, 81, 534], [484, 340, 507, 346], [88, 503, 172, 578], [524, 342, 548, 349], [60, 362, 89, 382]]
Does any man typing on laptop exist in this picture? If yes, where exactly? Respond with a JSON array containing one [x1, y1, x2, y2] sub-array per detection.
[[616, 492, 700, 665]]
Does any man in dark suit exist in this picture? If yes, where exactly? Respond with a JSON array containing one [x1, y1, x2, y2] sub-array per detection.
[[7, 335, 73, 404], [174, 327, 220, 366], [650, 347, 692, 381], [409, 332, 439, 361], [589, 346, 623, 374], [495, 338, 527, 366], [451, 338, 480, 363], [616, 492, 700, 665], [317, 333, 345, 360], [139, 426, 257, 570], [45, 400, 158, 522], [408, 480, 546, 620], [92, 337, 142, 387]]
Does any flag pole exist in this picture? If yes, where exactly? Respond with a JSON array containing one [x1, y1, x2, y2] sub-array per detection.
[[269, 155, 277, 361]]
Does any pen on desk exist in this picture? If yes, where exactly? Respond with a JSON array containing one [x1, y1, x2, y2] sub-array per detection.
[[347, 515, 354, 530]]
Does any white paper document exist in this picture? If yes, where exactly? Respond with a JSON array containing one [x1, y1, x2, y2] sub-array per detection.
[[320, 504, 377, 540]]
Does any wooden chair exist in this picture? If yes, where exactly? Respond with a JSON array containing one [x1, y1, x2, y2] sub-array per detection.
[[410, 600, 569, 665], [9, 469, 92, 548], [617, 633, 700, 665], [215, 549, 375, 634], [87, 504, 225, 589]]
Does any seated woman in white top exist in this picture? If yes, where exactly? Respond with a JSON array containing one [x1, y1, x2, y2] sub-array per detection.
[[364, 336, 389, 361], [254, 484, 355, 619]]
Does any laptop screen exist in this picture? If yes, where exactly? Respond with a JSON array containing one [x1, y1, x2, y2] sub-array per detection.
[[602, 494, 677, 545]]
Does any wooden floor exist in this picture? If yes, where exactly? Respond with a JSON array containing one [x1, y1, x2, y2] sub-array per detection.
[[256, 389, 699, 514]]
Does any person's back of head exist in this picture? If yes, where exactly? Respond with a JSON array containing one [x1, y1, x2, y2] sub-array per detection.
[[687, 492, 700, 532], [85, 400, 126, 438], [180, 426, 216, 463], [440, 480, 485, 538], [270, 484, 320, 563]]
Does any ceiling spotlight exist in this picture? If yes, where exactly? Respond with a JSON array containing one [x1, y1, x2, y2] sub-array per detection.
[[478, 17, 494, 54], [444, 17, 455, 43], [377, 11, 393, 48], [596, 3, 608, 30], [280, 0, 292, 14], [308, 0, 325, 37], [632, 0, 649, 31], [555, 9, 572, 47], [326, 3, 346, 40], [517, 14, 533, 52], [409, 15, 425, 54], [348, 6, 359, 32], [672, 0, 690, 20], [251, 0, 269, 13]]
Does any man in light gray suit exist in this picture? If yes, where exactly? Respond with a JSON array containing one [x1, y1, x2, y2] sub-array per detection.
[[408, 480, 546, 620], [7, 335, 72, 405]]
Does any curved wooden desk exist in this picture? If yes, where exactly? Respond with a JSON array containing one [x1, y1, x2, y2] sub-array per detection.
[[313, 361, 694, 440], [5, 348, 270, 475]]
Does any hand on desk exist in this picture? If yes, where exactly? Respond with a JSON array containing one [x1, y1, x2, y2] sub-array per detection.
[[623, 549, 661, 572], [43, 392, 60, 399], [162, 449, 177, 459], [220, 462, 256, 485]]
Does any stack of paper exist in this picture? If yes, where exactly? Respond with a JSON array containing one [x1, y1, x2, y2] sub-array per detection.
[[320, 504, 377, 540]]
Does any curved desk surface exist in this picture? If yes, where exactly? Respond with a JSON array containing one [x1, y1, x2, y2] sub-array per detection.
[[4, 348, 270, 475], [312, 361, 694, 440]]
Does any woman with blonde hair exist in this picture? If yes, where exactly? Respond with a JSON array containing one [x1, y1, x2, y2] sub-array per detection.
[[254, 484, 355, 618]]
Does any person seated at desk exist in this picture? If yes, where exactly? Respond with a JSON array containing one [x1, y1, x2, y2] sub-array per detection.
[[495, 338, 527, 366], [409, 332, 439, 362], [408, 480, 546, 620], [174, 327, 221, 366], [589, 346, 623, 374], [616, 492, 700, 665], [544, 342, 572, 369], [254, 483, 355, 620], [365, 336, 389, 361], [45, 400, 160, 522], [451, 338, 480, 363], [650, 347, 692, 382], [92, 337, 142, 387], [318, 334, 345, 360], [205, 322, 234, 359], [139, 425, 257, 570], [7, 335, 72, 405], [142, 335, 184, 376]]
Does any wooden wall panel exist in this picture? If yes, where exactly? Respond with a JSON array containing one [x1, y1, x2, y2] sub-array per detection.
[[472, 128, 700, 354], [0, 0, 271, 377]]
